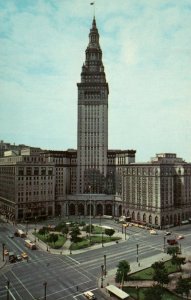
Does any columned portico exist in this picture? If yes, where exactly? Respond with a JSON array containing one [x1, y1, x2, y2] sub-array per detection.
[[64, 194, 115, 218]]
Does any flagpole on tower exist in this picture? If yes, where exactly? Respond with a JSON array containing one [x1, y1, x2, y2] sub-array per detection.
[[90, 2, 95, 18]]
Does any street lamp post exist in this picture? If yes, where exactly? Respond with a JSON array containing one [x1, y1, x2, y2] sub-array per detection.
[[136, 286, 139, 300], [89, 186, 92, 245], [34, 227, 37, 243], [179, 242, 182, 254], [136, 244, 139, 264], [104, 254, 107, 275], [164, 236, 166, 253], [43, 281, 47, 300], [6, 280, 10, 300], [35, 216, 37, 242], [101, 231, 104, 247], [2, 243, 5, 262], [25, 221, 28, 235], [101, 265, 104, 288]]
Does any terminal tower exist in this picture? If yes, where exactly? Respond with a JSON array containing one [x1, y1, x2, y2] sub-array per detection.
[[77, 17, 109, 194]]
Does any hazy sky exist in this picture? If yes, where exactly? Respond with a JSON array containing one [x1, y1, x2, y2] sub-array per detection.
[[0, 0, 191, 162]]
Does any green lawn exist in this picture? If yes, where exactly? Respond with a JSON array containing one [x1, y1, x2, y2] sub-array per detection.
[[124, 287, 183, 300], [35, 232, 66, 249], [70, 235, 120, 250], [128, 260, 179, 280]]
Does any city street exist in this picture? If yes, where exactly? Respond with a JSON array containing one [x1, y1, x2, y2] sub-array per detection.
[[0, 218, 191, 299]]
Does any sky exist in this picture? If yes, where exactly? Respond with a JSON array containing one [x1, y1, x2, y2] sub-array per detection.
[[0, 0, 191, 162]]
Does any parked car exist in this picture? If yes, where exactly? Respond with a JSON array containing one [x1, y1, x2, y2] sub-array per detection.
[[177, 235, 184, 240], [9, 252, 16, 263], [16, 254, 22, 261], [4, 249, 9, 256], [8, 234, 14, 239]]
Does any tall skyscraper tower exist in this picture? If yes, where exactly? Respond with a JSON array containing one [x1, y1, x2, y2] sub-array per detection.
[[77, 17, 109, 194]]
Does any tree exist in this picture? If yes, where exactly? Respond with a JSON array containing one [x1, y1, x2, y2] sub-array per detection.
[[85, 224, 94, 233], [175, 277, 191, 298], [115, 260, 130, 287], [171, 256, 186, 271], [70, 225, 81, 243], [61, 226, 69, 236], [143, 285, 163, 300], [105, 228, 115, 239], [38, 227, 49, 236], [151, 261, 169, 286], [167, 246, 180, 257], [48, 233, 58, 245]]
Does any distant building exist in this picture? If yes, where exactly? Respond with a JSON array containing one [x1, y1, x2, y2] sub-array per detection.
[[0, 150, 55, 220], [0, 140, 41, 157], [119, 153, 191, 228]]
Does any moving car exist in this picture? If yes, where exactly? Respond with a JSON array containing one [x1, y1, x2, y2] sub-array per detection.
[[177, 235, 184, 240], [83, 291, 96, 299], [21, 252, 28, 259], [165, 231, 171, 236], [167, 239, 178, 245], [150, 229, 157, 235]]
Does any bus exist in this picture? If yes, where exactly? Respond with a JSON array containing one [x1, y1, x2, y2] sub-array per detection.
[[106, 285, 129, 299], [83, 291, 96, 299], [25, 239, 37, 250], [15, 229, 26, 238]]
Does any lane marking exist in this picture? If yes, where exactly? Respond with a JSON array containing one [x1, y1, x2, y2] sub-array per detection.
[[3, 274, 23, 300], [45, 279, 92, 298], [9, 269, 35, 299]]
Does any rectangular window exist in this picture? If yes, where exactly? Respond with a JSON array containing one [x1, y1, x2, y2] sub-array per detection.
[[34, 167, 39, 176], [26, 167, 32, 176], [18, 167, 24, 176], [41, 168, 46, 176]]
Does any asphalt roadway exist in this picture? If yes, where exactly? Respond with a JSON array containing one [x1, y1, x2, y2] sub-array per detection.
[[0, 217, 191, 300]]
